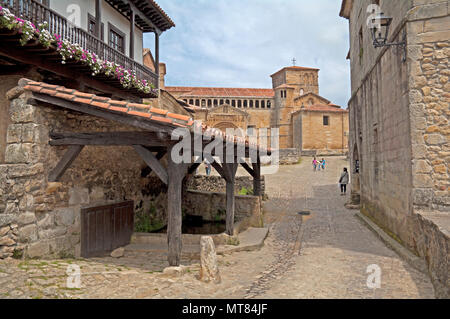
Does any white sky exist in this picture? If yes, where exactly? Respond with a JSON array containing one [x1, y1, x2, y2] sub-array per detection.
[[144, 0, 351, 107]]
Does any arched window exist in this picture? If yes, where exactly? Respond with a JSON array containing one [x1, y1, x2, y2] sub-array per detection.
[[189, 99, 194, 105], [214, 99, 218, 106], [208, 99, 212, 107], [201, 100, 206, 108], [255, 100, 260, 108], [267, 100, 271, 108], [244, 100, 248, 108], [226, 99, 230, 105], [238, 100, 242, 108], [232, 100, 236, 107], [249, 100, 254, 108], [220, 99, 224, 105], [195, 99, 200, 106], [261, 100, 265, 108]]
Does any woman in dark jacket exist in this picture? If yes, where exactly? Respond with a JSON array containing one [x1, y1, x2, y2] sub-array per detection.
[[339, 168, 349, 195]]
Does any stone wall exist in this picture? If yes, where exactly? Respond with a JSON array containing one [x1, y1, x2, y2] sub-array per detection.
[[344, 0, 449, 298], [0, 89, 160, 259], [183, 190, 263, 234], [186, 175, 265, 196], [278, 148, 301, 165], [406, 6, 449, 298]]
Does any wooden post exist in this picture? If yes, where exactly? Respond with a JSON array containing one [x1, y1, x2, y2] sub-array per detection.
[[129, 7, 135, 59], [223, 163, 238, 236], [95, 0, 102, 38], [155, 31, 160, 90], [252, 155, 261, 197], [167, 148, 188, 266]]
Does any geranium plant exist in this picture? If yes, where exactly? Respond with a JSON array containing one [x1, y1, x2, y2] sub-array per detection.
[[0, 6, 156, 94]]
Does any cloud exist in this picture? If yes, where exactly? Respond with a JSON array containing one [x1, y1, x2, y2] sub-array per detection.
[[145, 0, 350, 107]]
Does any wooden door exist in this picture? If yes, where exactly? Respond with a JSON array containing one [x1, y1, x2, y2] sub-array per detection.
[[81, 201, 134, 258]]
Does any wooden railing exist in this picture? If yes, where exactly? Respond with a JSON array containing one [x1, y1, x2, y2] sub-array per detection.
[[1, 0, 158, 90]]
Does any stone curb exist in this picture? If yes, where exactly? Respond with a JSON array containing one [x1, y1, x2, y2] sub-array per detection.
[[355, 212, 428, 274], [217, 227, 269, 255]]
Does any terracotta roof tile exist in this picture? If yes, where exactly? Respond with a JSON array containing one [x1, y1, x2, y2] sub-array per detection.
[[150, 108, 169, 116], [150, 116, 173, 124], [128, 110, 151, 118], [23, 85, 42, 93], [74, 98, 92, 105], [91, 101, 110, 109], [40, 88, 57, 96], [92, 96, 111, 102], [128, 103, 150, 111], [109, 106, 128, 113], [167, 112, 190, 121], [54, 92, 74, 101], [56, 87, 75, 94], [166, 86, 275, 98], [41, 83, 59, 89], [110, 100, 128, 107], [74, 92, 94, 99]]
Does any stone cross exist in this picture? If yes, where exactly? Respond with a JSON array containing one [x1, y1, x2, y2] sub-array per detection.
[[292, 58, 297, 66]]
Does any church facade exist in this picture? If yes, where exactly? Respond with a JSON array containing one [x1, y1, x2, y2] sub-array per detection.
[[155, 61, 349, 155]]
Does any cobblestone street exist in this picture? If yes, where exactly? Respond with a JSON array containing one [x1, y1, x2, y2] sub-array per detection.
[[0, 157, 435, 299]]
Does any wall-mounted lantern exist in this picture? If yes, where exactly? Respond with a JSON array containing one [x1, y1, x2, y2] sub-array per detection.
[[370, 13, 406, 62]]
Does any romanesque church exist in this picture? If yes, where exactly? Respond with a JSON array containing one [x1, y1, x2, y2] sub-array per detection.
[[145, 51, 349, 155]]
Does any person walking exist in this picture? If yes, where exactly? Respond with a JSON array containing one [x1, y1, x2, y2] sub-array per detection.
[[204, 158, 212, 176], [312, 157, 318, 171], [339, 168, 349, 195], [321, 158, 326, 170]]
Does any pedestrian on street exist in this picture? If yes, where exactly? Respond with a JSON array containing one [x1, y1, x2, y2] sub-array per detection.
[[339, 168, 349, 195], [205, 158, 212, 176], [312, 157, 318, 171], [321, 158, 326, 170]]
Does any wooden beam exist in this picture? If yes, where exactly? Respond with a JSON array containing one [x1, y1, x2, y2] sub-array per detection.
[[167, 147, 189, 266], [211, 161, 226, 180], [48, 145, 84, 182], [155, 31, 160, 90], [49, 131, 167, 147], [188, 162, 201, 175], [252, 156, 262, 197], [239, 159, 255, 178], [223, 163, 238, 236], [133, 145, 168, 185]]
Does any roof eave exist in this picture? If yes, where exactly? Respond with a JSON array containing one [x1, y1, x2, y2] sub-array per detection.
[[339, 0, 352, 19]]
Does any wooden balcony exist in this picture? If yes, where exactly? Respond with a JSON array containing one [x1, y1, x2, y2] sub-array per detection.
[[0, 0, 159, 99]]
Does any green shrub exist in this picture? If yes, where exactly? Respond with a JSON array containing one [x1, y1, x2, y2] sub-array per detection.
[[134, 205, 165, 233], [238, 187, 254, 196]]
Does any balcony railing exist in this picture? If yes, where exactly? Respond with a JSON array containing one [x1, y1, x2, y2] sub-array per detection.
[[1, 0, 158, 92]]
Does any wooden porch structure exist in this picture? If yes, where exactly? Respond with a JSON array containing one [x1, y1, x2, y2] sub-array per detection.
[[21, 79, 270, 266]]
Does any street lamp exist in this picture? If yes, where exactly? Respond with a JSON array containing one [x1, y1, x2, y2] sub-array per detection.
[[370, 13, 406, 62]]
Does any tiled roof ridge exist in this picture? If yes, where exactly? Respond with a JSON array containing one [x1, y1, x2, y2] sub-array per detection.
[[291, 103, 349, 114], [19, 79, 271, 153], [165, 86, 275, 98]]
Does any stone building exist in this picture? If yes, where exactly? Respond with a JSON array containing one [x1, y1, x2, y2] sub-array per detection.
[[159, 66, 349, 158], [340, 0, 449, 297]]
